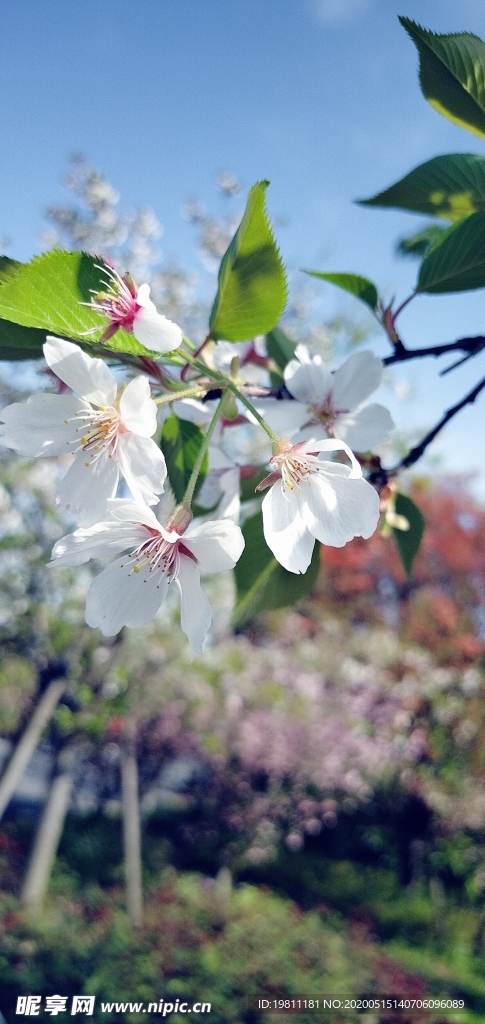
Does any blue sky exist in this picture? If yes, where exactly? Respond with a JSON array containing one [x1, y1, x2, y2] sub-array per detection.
[[1, 0, 485, 492]]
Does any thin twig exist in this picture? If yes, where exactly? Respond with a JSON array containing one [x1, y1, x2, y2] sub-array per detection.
[[383, 335, 485, 367], [201, 384, 294, 401], [392, 291, 417, 321], [370, 373, 485, 486]]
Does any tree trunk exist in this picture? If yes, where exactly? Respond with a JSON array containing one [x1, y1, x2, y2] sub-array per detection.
[[20, 750, 74, 912], [0, 678, 66, 821], [121, 717, 143, 929]]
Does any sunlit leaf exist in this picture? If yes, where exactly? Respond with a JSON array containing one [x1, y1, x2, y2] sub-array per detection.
[[209, 181, 287, 342], [0, 250, 153, 355], [239, 468, 268, 503], [392, 493, 425, 576], [0, 255, 59, 359], [360, 154, 485, 223], [0, 319, 47, 361], [160, 414, 208, 505], [396, 224, 447, 260], [233, 511, 320, 627], [265, 326, 297, 371], [400, 18, 485, 138], [417, 210, 485, 293], [0, 256, 22, 285], [303, 271, 378, 312]]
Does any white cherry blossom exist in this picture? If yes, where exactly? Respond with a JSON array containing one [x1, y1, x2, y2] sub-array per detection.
[[257, 347, 394, 452], [49, 500, 245, 655], [257, 438, 380, 574], [196, 445, 241, 522], [86, 265, 183, 354], [0, 337, 167, 526]]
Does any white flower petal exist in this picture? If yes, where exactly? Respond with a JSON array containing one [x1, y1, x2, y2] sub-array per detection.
[[207, 444, 235, 471], [262, 482, 315, 574], [213, 340, 253, 372], [294, 343, 314, 365], [55, 449, 119, 526], [184, 518, 245, 571], [117, 433, 167, 506], [154, 488, 178, 524], [335, 403, 394, 451], [157, 523, 185, 544], [250, 399, 309, 437], [331, 351, 383, 412], [215, 468, 241, 522], [0, 393, 85, 456], [300, 437, 362, 478], [195, 473, 221, 511], [135, 283, 155, 309], [119, 376, 157, 437], [49, 520, 147, 567], [104, 498, 160, 527], [284, 355, 332, 408], [301, 466, 380, 547], [85, 556, 169, 635], [44, 337, 117, 406], [291, 424, 330, 446], [176, 556, 212, 656], [197, 448, 241, 521], [171, 398, 212, 425], [133, 306, 183, 354]]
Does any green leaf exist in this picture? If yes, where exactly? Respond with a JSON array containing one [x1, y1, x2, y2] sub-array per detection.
[[209, 181, 287, 342], [400, 17, 485, 138], [0, 319, 47, 361], [392, 493, 425, 577], [160, 414, 208, 505], [265, 326, 296, 371], [303, 270, 378, 312], [0, 256, 64, 360], [269, 368, 284, 387], [417, 210, 485, 293], [0, 256, 22, 285], [360, 154, 485, 223], [240, 468, 269, 502], [232, 511, 320, 627], [0, 256, 56, 360], [0, 250, 153, 356], [396, 224, 447, 260]]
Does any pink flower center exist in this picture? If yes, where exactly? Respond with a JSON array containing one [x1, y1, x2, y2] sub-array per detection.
[[122, 529, 197, 587], [256, 443, 322, 494], [272, 450, 318, 491], [65, 406, 122, 466], [87, 266, 141, 341], [315, 397, 336, 431]]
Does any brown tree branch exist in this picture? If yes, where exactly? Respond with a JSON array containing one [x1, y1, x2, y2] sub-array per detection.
[[383, 335, 485, 367], [369, 373, 485, 487]]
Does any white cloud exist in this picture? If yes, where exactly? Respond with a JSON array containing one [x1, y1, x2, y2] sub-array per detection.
[[309, 0, 372, 26]]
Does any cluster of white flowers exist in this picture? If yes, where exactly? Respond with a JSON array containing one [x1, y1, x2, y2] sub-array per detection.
[[0, 274, 394, 653]]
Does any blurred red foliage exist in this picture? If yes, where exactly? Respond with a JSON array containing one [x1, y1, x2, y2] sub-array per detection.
[[319, 478, 485, 666]]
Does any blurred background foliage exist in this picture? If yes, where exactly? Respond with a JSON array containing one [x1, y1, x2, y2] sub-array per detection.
[[0, 162, 485, 1022]]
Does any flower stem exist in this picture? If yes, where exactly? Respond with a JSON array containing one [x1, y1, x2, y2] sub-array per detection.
[[226, 383, 280, 443], [182, 391, 228, 509], [392, 291, 416, 321], [179, 354, 280, 443], [154, 385, 207, 405]]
